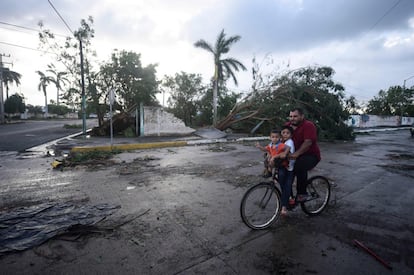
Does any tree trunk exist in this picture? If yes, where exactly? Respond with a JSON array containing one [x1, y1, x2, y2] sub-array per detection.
[[44, 89, 48, 117]]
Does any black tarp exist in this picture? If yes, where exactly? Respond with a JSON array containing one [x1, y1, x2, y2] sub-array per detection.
[[0, 203, 120, 254]]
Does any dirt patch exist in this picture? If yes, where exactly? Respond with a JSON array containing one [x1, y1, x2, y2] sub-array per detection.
[[203, 143, 238, 152]]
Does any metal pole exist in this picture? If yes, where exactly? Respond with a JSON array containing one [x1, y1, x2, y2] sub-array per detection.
[[110, 99, 113, 147], [213, 64, 218, 126], [0, 55, 4, 124], [79, 39, 86, 135], [109, 89, 114, 147], [140, 102, 144, 136]]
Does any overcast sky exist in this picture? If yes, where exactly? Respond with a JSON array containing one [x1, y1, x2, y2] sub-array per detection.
[[1, 0, 414, 107]]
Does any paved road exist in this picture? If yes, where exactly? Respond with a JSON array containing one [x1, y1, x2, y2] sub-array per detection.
[[0, 129, 413, 274], [0, 119, 98, 152]]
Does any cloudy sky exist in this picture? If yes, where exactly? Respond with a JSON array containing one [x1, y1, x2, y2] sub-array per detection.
[[1, 0, 414, 107]]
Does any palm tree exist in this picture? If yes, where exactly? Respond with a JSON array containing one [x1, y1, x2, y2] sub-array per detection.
[[47, 64, 69, 105], [36, 70, 53, 117], [194, 29, 247, 125], [1, 68, 21, 99]]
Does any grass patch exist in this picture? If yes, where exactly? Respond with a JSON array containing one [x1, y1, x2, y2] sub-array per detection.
[[68, 149, 122, 164], [63, 124, 82, 129], [53, 149, 123, 170]]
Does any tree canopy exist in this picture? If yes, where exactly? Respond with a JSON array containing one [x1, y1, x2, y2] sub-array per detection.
[[99, 50, 159, 111], [216, 65, 354, 140], [4, 93, 25, 114], [194, 29, 246, 125], [366, 85, 414, 116]]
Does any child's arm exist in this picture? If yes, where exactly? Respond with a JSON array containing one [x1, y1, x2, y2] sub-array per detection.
[[276, 145, 291, 159], [255, 142, 268, 153]]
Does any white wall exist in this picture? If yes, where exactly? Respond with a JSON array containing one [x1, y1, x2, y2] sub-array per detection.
[[347, 115, 414, 128], [143, 106, 195, 136]]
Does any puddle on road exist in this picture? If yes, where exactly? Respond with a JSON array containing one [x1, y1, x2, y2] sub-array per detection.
[[386, 153, 414, 160]]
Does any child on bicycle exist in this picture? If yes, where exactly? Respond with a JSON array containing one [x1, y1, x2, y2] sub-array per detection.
[[256, 129, 286, 178], [277, 125, 295, 216]]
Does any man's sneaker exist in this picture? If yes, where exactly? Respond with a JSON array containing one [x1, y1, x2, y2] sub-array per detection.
[[296, 194, 310, 202]]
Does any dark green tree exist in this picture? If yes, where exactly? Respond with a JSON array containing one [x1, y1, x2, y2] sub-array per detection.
[[1, 68, 21, 99], [47, 64, 69, 105], [195, 84, 242, 127], [47, 103, 71, 116], [36, 70, 53, 116], [26, 104, 43, 116], [219, 65, 354, 140], [162, 72, 205, 126], [4, 93, 25, 114], [366, 86, 413, 116], [99, 50, 159, 111], [194, 29, 247, 126]]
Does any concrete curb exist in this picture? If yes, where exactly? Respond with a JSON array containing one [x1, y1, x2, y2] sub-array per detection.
[[71, 140, 189, 152], [70, 136, 270, 153]]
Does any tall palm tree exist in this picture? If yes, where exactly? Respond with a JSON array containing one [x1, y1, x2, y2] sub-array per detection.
[[47, 64, 69, 105], [36, 70, 53, 117], [194, 29, 247, 126], [1, 68, 21, 99]]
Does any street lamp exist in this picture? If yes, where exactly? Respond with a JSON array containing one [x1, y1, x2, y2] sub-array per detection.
[[403, 75, 414, 91]]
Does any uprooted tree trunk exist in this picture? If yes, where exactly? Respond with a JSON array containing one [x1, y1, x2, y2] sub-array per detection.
[[91, 112, 135, 136], [215, 92, 265, 131]]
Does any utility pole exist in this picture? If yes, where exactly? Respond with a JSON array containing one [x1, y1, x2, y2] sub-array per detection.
[[0, 55, 4, 124], [48, 0, 87, 135], [0, 54, 10, 124]]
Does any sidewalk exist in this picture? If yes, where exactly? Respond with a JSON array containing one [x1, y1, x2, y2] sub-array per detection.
[[53, 131, 269, 154]]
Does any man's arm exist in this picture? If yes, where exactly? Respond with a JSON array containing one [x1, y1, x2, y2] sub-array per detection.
[[290, 139, 312, 159]]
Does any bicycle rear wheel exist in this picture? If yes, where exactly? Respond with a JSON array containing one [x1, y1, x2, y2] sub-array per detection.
[[240, 182, 281, 230], [300, 175, 330, 216]]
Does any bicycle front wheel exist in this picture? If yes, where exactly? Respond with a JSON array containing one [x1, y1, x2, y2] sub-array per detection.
[[300, 176, 331, 216], [240, 182, 281, 230]]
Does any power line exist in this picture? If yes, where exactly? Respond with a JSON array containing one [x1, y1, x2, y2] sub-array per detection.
[[47, 0, 74, 36], [0, 21, 40, 34], [0, 41, 57, 56], [0, 21, 67, 38], [368, 0, 403, 31]]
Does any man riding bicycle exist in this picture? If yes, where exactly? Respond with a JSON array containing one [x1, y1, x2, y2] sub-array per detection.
[[286, 108, 321, 202]]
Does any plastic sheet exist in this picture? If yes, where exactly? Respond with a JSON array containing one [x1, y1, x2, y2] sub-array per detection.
[[0, 203, 120, 254]]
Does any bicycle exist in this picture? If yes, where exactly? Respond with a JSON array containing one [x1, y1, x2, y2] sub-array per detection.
[[240, 173, 331, 230]]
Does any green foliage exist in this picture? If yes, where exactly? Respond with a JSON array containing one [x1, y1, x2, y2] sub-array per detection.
[[4, 93, 25, 114], [99, 50, 159, 111], [191, 85, 241, 127], [26, 104, 43, 115], [194, 29, 247, 86], [246, 65, 354, 140], [48, 104, 71, 115], [1, 68, 21, 99], [366, 86, 413, 116], [194, 29, 247, 125], [38, 17, 97, 114], [123, 127, 136, 137], [63, 124, 82, 129], [46, 63, 69, 105], [69, 150, 119, 164], [163, 72, 205, 126]]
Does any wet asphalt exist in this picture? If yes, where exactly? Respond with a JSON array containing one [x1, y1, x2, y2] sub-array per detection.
[[0, 128, 413, 274]]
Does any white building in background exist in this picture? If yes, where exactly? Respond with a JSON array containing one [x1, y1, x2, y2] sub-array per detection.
[[347, 115, 414, 128]]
